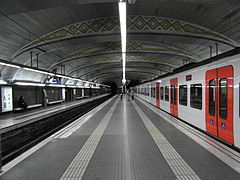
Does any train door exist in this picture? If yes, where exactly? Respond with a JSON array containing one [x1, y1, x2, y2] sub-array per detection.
[[170, 78, 178, 117], [156, 82, 160, 108], [65, 88, 73, 101], [206, 65, 234, 144]]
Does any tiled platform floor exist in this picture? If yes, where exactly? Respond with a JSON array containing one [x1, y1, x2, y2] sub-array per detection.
[[1, 95, 240, 180]]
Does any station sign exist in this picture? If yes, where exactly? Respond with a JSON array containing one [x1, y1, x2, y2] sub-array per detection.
[[186, 75, 192, 81]]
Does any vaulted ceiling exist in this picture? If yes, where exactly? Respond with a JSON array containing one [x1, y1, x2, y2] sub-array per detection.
[[0, 0, 240, 86]]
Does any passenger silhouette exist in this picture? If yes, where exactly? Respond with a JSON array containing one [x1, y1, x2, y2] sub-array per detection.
[[18, 96, 28, 112]]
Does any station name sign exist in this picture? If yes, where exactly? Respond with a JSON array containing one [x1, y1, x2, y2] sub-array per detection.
[[186, 75, 192, 81]]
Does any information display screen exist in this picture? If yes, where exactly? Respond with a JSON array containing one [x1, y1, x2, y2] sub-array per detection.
[[1, 86, 13, 112]]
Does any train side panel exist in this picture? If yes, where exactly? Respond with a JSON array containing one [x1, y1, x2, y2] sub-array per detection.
[[134, 54, 240, 148], [149, 82, 156, 105], [160, 79, 170, 113], [233, 60, 240, 148]]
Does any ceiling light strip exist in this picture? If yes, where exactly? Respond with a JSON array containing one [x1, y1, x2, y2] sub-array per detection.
[[118, 1, 127, 84]]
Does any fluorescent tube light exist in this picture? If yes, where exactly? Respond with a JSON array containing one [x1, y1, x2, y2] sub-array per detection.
[[0, 80, 7, 85], [55, 74, 72, 79], [118, 1, 127, 83], [119, 1, 127, 53], [66, 85, 77, 88], [47, 84, 65, 88], [92, 87, 100, 89], [0, 62, 21, 69], [71, 78, 81, 81], [23, 67, 55, 76], [15, 82, 46, 87]]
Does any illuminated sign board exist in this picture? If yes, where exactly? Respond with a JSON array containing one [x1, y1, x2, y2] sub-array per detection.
[[186, 75, 192, 81]]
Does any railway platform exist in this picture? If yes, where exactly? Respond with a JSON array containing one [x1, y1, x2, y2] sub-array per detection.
[[0, 94, 110, 133], [0, 94, 111, 165], [1, 95, 240, 180]]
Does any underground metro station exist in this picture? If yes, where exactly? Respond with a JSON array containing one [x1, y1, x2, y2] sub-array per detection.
[[1, 0, 240, 179]]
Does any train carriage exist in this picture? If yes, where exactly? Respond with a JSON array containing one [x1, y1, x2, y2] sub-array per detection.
[[135, 53, 240, 148]]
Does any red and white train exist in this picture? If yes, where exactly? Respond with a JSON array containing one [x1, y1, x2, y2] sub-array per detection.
[[134, 51, 240, 148]]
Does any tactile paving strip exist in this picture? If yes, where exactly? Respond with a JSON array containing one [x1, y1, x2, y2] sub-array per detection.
[[0, 138, 89, 180], [132, 101, 200, 180], [82, 98, 130, 180], [59, 98, 119, 180], [83, 98, 176, 180], [0, 96, 117, 180], [135, 98, 240, 180]]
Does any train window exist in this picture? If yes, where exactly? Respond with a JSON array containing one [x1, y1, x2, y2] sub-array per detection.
[[160, 87, 164, 100], [156, 86, 160, 100], [219, 79, 227, 119], [151, 87, 155, 97], [209, 80, 215, 116], [171, 85, 177, 105], [153, 87, 156, 98], [179, 85, 187, 106], [190, 84, 202, 110], [165, 86, 169, 101]]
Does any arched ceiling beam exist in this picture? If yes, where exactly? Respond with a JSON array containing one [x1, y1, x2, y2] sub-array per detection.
[[2, 1, 240, 16], [67, 58, 174, 77], [95, 75, 151, 84], [47, 41, 198, 69], [66, 56, 177, 75], [68, 61, 171, 76], [143, 0, 240, 5], [1, 1, 116, 15], [51, 54, 178, 73], [86, 68, 159, 81], [12, 16, 238, 59], [91, 73, 153, 83], [78, 65, 163, 79], [91, 72, 154, 82], [48, 52, 189, 70]]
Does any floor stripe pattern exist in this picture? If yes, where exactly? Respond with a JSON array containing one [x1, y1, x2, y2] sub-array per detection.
[[136, 97, 240, 174], [123, 99, 132, 180], [132, 100, 201, 180], [0, 96, 115, 177], [59, 98, 119, 180], [53, 97, 115, 139]]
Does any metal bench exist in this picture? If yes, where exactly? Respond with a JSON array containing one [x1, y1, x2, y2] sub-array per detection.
[[13, 104, 42, 111], [76, 96, 85, 100], [47, 100, 63, 105]]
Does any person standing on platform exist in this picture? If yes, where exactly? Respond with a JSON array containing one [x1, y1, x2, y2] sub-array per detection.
[[131, 89, 134, 100], [18, 96, 28, 112], [127, 89, 131, 101]]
